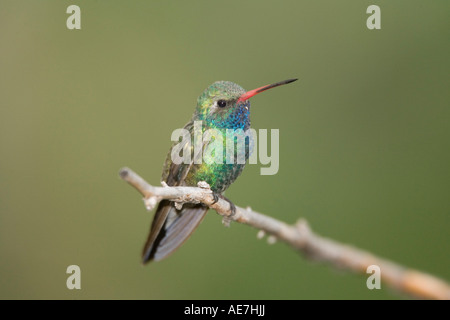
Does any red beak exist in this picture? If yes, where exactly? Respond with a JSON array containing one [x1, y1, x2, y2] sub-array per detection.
[[237, 78, 297, 103]]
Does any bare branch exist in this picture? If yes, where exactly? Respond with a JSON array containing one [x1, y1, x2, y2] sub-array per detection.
[[119, 167, 450, 300]]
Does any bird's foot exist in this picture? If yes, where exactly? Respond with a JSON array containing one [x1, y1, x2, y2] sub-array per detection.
[[211, 193, 236, 216], [223, 195, 236, 218], [211, 193, 236, 228], [211, 192, 220, 205]]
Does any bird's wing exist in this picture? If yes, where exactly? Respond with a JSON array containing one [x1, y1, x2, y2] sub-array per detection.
[[142, 121, 208, 263]]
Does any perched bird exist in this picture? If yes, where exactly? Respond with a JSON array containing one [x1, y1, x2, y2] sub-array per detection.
[[142, 78, 297, 263]]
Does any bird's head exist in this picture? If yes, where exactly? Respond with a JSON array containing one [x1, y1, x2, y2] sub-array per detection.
[[195, 79, 297, 130]]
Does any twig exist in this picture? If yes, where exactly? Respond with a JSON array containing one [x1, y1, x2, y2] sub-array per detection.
[[119, 167, 450, 300]]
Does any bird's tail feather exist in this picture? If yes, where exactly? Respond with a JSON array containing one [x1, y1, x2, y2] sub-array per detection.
[[142, 200, 208, 263]]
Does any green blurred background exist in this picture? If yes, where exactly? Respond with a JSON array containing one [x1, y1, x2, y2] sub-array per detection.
[[1, 1, 449, 299]]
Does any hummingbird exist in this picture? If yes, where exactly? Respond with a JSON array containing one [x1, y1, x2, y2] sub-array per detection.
[[142, 78, 297, 263]]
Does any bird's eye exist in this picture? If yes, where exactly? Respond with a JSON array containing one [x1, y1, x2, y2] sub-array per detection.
[[217, 100, 227, 108]]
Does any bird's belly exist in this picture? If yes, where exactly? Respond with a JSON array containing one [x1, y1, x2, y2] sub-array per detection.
[[184, 163, 245, 193]]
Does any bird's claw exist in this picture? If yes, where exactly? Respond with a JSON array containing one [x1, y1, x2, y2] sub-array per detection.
[[211, 192, 220, 205], [228, 200, 236, 218]]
